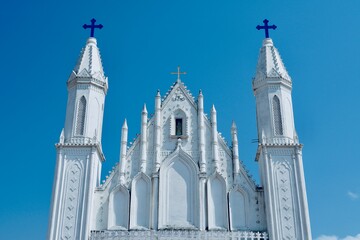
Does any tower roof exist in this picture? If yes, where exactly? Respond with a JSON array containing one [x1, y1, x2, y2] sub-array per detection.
[[68, 37, 107, 85], [253, 38, 291, 89]]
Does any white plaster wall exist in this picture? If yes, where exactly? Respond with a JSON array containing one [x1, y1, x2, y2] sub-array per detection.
[[159, 149, 199, 229], [108, 185, 129, 230], [207, 173, 228, 230], [130, 173, 151, 230]]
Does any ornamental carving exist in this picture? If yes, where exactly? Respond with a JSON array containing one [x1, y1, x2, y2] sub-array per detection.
[[171, 88, 185, 101], [275, 163, 296, 239], [61, 163, 82, 240]]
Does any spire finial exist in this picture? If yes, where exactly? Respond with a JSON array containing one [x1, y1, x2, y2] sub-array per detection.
[[256, 19, 277, 38], [83, 18, 103, 38], [170, 65, 187, 81]]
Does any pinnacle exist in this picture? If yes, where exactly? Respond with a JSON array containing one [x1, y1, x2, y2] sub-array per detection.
[[122, 119, 128, 129], [142, 104, 148, 113], [231, 120, 237, 129], [211, 104, 216, 112]]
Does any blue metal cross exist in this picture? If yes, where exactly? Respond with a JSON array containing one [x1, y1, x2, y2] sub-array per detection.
[[83, 18, 103, 38], [256, 19, 277, 38]]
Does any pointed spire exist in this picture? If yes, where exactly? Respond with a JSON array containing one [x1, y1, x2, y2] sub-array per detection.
[[231, 121, 240, 175], [122, 118, 128, 129], [59, 128, 64, 144], [231, 120, 237, 131], [119, 118, 128, 184], [142, 103, 148, 113], [156, 89, 160, 97], [70, 38, 107, 84], [211, 104, 216, 113], [254, 38, 291, 85]]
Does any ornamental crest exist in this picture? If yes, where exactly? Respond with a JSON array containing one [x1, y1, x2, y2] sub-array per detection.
[[172, 88, 185, 101]]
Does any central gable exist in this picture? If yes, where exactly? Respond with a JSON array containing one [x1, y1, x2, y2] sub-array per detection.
[[160, 80, 199, 152]]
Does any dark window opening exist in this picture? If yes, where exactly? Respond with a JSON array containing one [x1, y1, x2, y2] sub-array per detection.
[[175, 118, 183, 136]]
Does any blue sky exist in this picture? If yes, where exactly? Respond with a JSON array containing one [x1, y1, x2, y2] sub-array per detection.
[[0, 0, 359, 239]]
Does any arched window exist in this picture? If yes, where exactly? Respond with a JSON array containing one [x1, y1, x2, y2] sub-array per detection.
[[272, 95, 283, 135], [75, 96, 86, 135]]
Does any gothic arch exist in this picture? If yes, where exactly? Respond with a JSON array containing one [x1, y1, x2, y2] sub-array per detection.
[[207, 172, 228, 230], [229, 186, 249, 230], [108, 184, 129, 230], [130, 172, 151, 230], [75, 96, 87, 136], [159, 147, 199, 229], [272, 95, 283, 135]]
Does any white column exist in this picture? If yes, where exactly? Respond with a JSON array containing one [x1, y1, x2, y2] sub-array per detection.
[[198, 90, 207, 230], [151, 174, 159, 230], [140, 104, 148, 173], [231, 121, 240, 175], [198, 90, 206, 173], [119, 119, 128, 184], [151, 91, 161, 230], [211, 105, 219, 171], [154, 90, 161, 173]]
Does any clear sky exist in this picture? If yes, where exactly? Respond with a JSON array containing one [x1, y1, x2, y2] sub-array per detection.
[[0, 1, 359, 239]]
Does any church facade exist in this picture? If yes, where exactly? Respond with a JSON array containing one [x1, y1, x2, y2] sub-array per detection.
[[48, 24, 311, 240]]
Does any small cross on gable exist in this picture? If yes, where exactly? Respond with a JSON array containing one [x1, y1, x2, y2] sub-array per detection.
[[170, 66, 187, 81]]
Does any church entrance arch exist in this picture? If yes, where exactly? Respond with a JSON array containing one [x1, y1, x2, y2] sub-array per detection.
[[158, 148, 199, 229]]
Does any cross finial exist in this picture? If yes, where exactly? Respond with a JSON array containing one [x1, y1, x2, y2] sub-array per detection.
[[170, 66, 187, 81], [83, 18, 103, 38], [256, 19, 277, 38]]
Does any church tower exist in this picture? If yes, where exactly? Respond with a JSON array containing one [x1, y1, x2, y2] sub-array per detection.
[[253, 22, 312, 239], [48, 28, 108, 240]]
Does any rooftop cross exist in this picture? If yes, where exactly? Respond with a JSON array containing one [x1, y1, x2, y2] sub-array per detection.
[[83, 18, 103, 38], [256, 19, 277, 38], [170, 66, 187, 81]]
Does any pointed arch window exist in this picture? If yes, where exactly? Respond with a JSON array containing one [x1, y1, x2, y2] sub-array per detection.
[[75, 96, 86, 135], [272, 95, 283, 135]]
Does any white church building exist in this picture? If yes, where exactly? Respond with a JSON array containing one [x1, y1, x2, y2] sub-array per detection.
[[47, 20, 312, 240]]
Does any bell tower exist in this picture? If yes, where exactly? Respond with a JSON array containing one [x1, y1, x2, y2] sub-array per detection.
[[48, 19, 107, 240], [254, 20, 312, 240]]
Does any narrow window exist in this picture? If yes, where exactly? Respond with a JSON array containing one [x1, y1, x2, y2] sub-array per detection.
[[175, 118, 183, 136], [272, 96, 283, 135], [76, 96, 86, 135]]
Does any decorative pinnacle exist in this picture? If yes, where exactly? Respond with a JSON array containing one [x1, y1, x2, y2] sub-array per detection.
[[142, 104, 148, 113], [83, 18, 103, 38], [156, 89, 160, 96], [231, 120, 237, 130], [122, 119, 128, 129], [256, 19, 277, 38], [211, 104, 216, 112]]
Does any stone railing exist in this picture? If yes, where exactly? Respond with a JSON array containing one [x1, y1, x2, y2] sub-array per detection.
[[90, 230, 268, 240]]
